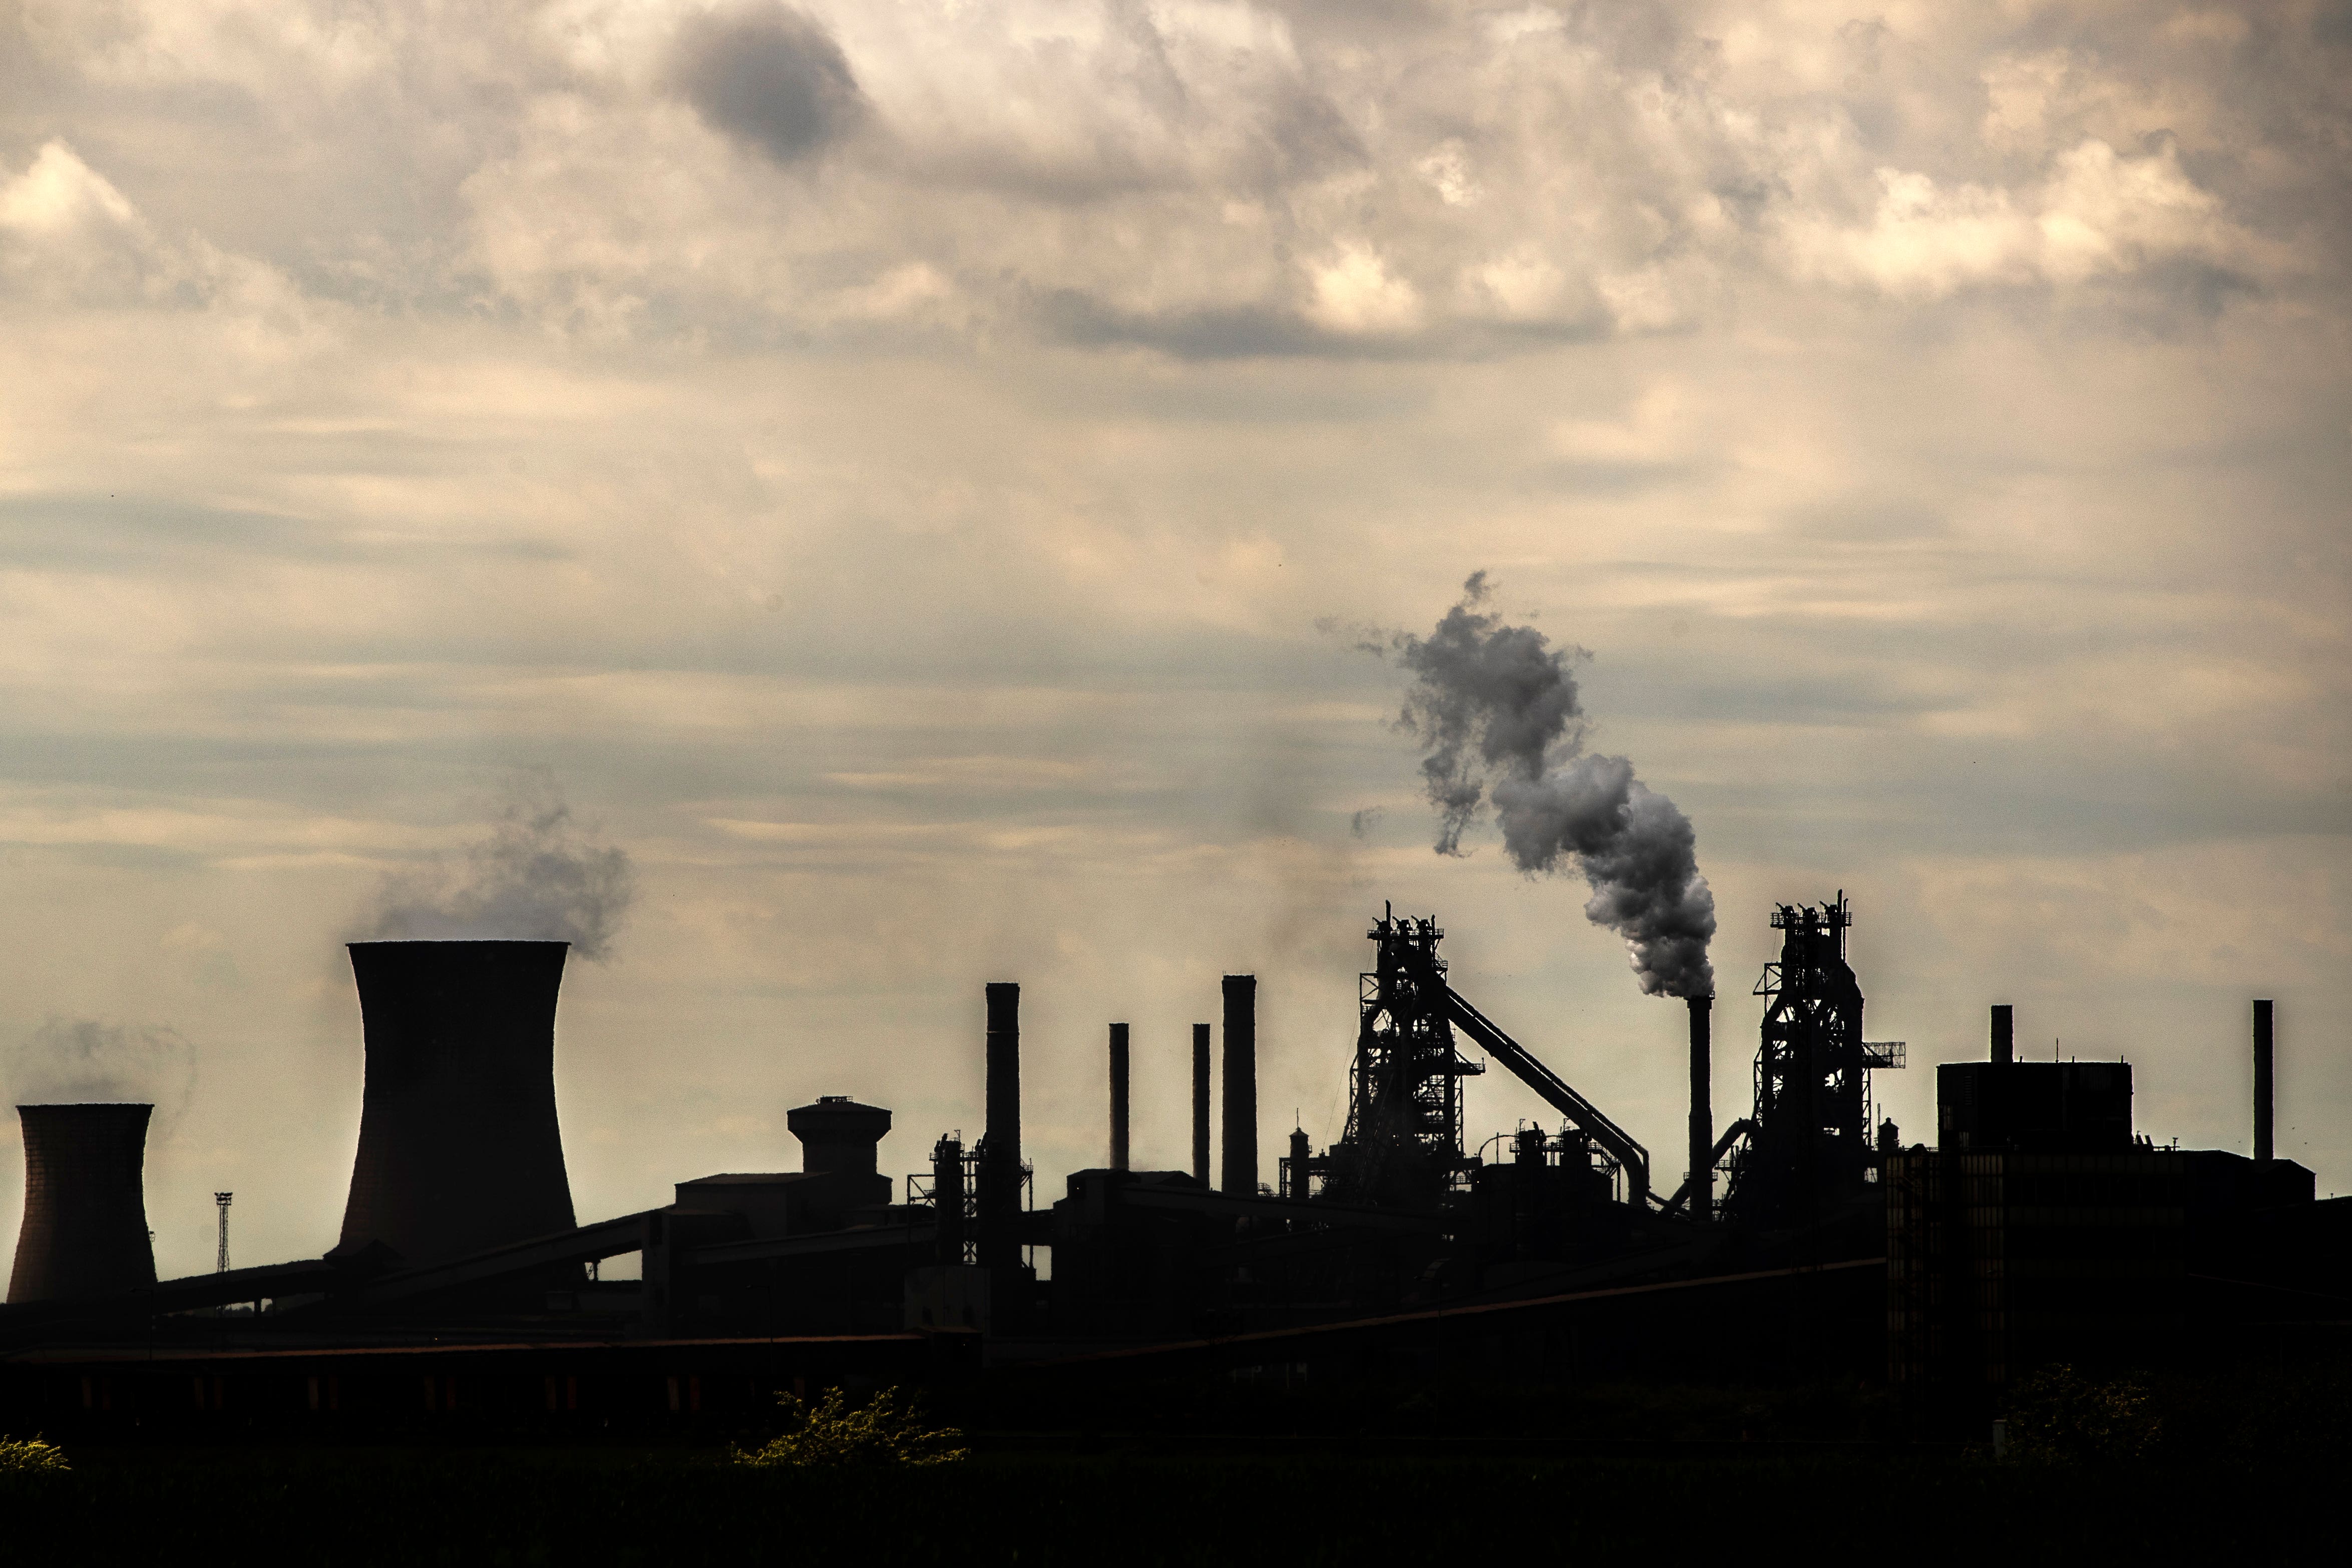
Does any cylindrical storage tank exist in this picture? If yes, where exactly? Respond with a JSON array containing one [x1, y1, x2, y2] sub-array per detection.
[[9, 1103, 158, 1304], [789, 1096, 894, 1207], [338, 941, 577, 1265]]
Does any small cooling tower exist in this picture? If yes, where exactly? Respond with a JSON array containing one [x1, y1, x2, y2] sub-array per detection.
[[337, 941, 577, 1265], [8, 1103, 159, 1304]]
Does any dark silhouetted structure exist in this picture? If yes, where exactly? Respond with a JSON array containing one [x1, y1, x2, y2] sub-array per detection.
[[1687, 996, 1713, 1224], [1108, 1023, 1129, 1171], [1721, 896, 1897, 1230], [338, 941, 577, 1265], [1221, 976, 1256, 1196], [2254, 999, 2274, 1163], [1191, 1023, 1211, 1184], [787, 1095, 893, 1209], [978, 983, 1022, 1269], [8, 1104, 158, 1305]]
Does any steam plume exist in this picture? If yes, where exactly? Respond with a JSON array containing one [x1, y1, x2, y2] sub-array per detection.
[[9, 1017, 196, 1128], [1378, 574, 1715, 998], [356, 774, 636, 960]]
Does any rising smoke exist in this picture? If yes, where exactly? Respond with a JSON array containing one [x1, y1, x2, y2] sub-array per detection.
[[9, 1017, 197, 1128], [355, 775, 637, 959], [1375, 574, 1715, 999]]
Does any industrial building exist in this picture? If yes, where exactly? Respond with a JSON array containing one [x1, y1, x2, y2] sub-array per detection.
[[0, 902, 2341, 1437]]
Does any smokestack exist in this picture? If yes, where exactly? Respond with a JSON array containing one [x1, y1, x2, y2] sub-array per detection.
[[2254, 999, 2274, 1164], [339, 942, 576, 1265], [1107, 1023, 1130, 1171], [1687, 995, 1713, 1224], [978, 983, 1021, 1270], [1192, 1023, 1211, 1184], [1221, 975, 1257, 1196], [8, 1104, 158, 1304], [1991, 1004, 2014, 1066]]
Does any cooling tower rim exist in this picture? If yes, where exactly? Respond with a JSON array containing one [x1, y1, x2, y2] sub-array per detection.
[[16, 1101, 156, 1109], [347, 938, 571, 949]]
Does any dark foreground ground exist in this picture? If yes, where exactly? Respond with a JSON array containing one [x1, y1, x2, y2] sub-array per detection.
[[1, 1440, 2338, 1565], [8, 1363, 2347, 1564]]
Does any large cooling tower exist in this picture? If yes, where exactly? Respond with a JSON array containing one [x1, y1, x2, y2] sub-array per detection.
[[338, 941, 577, 1265], [8, 1103, 159, 1304]]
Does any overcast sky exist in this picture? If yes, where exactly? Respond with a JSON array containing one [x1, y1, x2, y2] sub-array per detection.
[[1, 1, 2345, 1278]]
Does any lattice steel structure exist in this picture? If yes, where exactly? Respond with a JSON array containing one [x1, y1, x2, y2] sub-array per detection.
[[1722, 893, 1887, 1229], [1322, 906, 1483, 1206], [215, 1192, 232, 1274]]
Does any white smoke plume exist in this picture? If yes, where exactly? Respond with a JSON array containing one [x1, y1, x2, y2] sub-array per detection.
[[9, 1017, 197, 1129], [356, 774, 637, 960], [1374, 574, 1716, 999]]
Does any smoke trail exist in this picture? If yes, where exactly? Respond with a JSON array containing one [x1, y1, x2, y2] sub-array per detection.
[[9, 1017, 197, 1129], [1377, 574, 1715, 998], [356, 774, 637, 960]]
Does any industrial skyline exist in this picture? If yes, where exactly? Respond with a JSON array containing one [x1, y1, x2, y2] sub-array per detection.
[[0, 0, 2344, 1281]]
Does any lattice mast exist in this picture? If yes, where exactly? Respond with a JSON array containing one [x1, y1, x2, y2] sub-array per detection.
[[1723, 892, 1889, 1227], [214, 1191, 232, 1274], [1328, 905, 1483, 1205]]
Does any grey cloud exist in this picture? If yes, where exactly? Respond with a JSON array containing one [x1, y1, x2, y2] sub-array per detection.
[[356, 774, 637, 960], [1379, 575, 1717, 999], [670, 4, 867, 165], [10, 1017, 196, 1132]]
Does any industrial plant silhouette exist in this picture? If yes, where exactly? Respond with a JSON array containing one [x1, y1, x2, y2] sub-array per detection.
[[1, 896, 2340, 1439]]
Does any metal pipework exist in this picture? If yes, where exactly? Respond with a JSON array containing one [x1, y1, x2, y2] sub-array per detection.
[[2254, 999, 2274, 1164], [1688, 995, 1714, 1225], [1192, 1023, 1211, 1185], [1221, 975, 1257, 1196], [1108, 1022, 1130, 1171], [1991, 1004, 2014, 1066], [979, 982, 1021, 1270]]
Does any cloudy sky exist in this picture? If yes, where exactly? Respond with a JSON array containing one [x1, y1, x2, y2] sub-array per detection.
[[0, 0, 2345, 1277]]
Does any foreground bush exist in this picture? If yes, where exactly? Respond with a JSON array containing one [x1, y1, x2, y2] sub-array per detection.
[[0, 1436, 68, 1473], [731, 1385, 968, 1469], [2004, 1365, 2162, 1463]]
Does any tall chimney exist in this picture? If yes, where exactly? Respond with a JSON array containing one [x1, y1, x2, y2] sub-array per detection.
[[1687, 995, 1714, 1224], [339, 941, 576, 1265], [1107, 1023, 1130, 1172], [8, 1103, 158, 1304], [1191, 1023, 1211, 1185], [978, 982, 1022, 1269], [1221, 975, 1257, 1196], [1991, 1004, 2014, 1066], [2254, 999, 2274, 1164]]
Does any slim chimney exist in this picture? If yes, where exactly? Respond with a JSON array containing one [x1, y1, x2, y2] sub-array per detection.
[[8, 1104, 158, 1304], [339, 941, 577, 1265], [1991, 1004, 2014, 1066], [978, 983, 1021, 1270], [1107, 1023, 1130, 1171], [1221, 975, 1257, 1196], [1191, 1023, 1211, 1185], [2254, 999, 2274, 1164], [1687, 995, 1714, 1224]]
